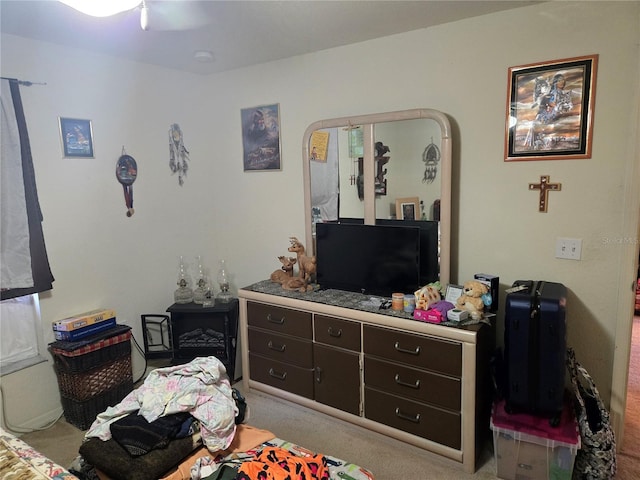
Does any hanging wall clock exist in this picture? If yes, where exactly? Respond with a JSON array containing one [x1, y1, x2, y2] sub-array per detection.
[[116, 148, 138, 217]]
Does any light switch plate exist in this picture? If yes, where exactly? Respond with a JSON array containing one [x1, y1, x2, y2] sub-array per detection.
[[555, 237, 582, 260]]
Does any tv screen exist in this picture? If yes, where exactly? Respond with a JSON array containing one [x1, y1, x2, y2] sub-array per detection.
[[316, 222, 420, 297], [339, 218, 439, 286]]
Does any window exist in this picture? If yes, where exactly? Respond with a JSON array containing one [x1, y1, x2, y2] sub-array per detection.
[[0, 294, 45, 375]]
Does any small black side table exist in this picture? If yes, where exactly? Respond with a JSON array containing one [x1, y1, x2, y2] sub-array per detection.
[[167, 299, 239, 380]]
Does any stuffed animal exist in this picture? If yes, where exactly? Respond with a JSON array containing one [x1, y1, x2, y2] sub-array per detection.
[[456, 280, 489, 320], [414, 284, 441, 311]]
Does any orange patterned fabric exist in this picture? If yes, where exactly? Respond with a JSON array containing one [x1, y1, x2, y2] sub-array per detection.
[[236, 446, 329, 480]]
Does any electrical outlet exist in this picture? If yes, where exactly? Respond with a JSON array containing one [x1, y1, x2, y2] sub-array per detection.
[[555, 237, 582, 260]]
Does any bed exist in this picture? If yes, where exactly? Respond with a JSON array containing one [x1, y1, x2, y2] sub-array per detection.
[[80, 424, 374, 480], [78, 356, 374, 480], [0, 427, 79, 480]]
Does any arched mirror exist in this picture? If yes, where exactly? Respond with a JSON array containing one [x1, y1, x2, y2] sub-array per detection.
[[303, 109, 451, 287]]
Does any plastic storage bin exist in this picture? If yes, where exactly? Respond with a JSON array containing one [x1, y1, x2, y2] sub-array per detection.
[[490, 398, 580, 480]]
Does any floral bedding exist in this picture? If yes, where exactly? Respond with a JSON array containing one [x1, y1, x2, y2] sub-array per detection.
[[0, 427, 79, 479]]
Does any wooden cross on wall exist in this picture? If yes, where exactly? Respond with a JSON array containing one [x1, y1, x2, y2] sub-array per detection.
[[529, 175, 562, 212]]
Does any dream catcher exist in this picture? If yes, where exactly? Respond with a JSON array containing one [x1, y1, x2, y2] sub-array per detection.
[[115, 147, 138, 217], [422, 138, 441, 184], [169, 123, 190, 186]]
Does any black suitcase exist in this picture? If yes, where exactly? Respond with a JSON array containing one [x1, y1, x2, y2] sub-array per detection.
[[504, 280, 567, 425]]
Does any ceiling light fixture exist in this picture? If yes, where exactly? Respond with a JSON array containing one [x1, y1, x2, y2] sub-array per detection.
[[58, 0, 141, 18], [140, 0, 149, 30]]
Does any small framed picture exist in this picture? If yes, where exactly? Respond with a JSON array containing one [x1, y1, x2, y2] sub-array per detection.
[[445, 284, 464, 304], [59, 117, 94, 158], [395, 197, 420, 220], [240, 103, 281, 171]]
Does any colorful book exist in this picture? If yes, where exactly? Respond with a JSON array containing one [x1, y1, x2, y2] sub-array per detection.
[[52, 308, 116, 332], [53, 317, 117, 341]]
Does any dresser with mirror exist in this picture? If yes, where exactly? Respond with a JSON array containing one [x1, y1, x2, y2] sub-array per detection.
[[239, 109, 493, 473]]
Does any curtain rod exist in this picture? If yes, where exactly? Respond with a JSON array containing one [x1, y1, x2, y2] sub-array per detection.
[[0, 77, 47, 87]]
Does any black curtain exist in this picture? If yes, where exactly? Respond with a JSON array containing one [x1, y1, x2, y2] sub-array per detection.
[[0, 79, 54, 300]]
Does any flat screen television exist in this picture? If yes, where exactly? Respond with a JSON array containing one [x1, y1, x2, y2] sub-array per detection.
[[315, 222, 420, 297], [339, 218, 439, 286]]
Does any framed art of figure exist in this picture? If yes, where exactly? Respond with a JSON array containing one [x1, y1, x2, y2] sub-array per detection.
[[396, 197, 420, 220], [504, 54, 598, 161], [59, 117, 94, 158], [241, 103, 281, 171]]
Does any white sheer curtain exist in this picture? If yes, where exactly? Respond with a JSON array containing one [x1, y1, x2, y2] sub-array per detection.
[[1, 78, 50, 368], [0, 295, 40, 369], [0, 78, 33, 289]]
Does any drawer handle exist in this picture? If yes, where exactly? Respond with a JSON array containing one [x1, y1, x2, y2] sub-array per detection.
[[394, 341, 421, 355], [394, 374, 420, 389], [267, 340, 286, 352], [395, 407, 421, 424], [268, 368, 287, 380], [266, 313, 285, 325], [328, 327, 342, 338], [315, 366, 323, 383]]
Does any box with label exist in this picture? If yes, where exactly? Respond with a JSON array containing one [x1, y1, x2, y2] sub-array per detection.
[[490, 398, 580, 480], [52, 308, 116, 332], [474, 274, 499, 313]]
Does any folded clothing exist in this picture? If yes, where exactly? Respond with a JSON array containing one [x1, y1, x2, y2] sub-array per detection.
[[110, 412, 194, 457], [79, 433, 200, 480]]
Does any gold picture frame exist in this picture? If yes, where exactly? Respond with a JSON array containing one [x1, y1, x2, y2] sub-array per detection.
[[504, 54, 598, 161], [395, 197, 420, 220]]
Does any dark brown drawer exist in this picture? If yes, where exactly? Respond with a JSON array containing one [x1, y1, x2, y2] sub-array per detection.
[[314, 315, 361, 351], [364, 356, 460, 410], [249, 353, 314, 399], [363, 325, 461, 377], [248, 327, 312, 368], [247, 302, 312, 338], [364, 387, 461, 449], [313, 344, 361, 415]]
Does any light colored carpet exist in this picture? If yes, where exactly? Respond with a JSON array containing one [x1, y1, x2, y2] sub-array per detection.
[[18, 383, 498, 479], [17, 328, 640, 479]]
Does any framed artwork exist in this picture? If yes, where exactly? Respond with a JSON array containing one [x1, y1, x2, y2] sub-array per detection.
[[59, 117, 94, 158], [396, 196, 420, 220], [504, 54, 598, 161], [241, 103, 281, 171]]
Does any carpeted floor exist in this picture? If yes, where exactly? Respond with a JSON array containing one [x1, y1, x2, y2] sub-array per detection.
[[15, 325, 640, 478], [17, 383, 499, 479]]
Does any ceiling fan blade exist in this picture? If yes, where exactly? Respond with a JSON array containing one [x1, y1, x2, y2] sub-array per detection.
[[144, 1, 212, 31]]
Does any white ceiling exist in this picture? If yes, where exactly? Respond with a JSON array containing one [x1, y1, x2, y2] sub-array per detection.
[[1, 1, 540, 75]]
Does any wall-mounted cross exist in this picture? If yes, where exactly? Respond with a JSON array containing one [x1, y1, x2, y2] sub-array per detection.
[[529, 175, 562, 212]]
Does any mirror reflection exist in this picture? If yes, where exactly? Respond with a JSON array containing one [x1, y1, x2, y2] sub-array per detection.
[[303, 109, 451, 287]]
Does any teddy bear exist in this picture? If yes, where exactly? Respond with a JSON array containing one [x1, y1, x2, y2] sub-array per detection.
[[456, 280, 489, 320]]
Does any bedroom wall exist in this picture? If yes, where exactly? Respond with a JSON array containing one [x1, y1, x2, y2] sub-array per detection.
[[1, 1, 638, 435]]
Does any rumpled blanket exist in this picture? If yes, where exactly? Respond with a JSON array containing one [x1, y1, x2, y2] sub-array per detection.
[[85, 356, 237, 452]]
